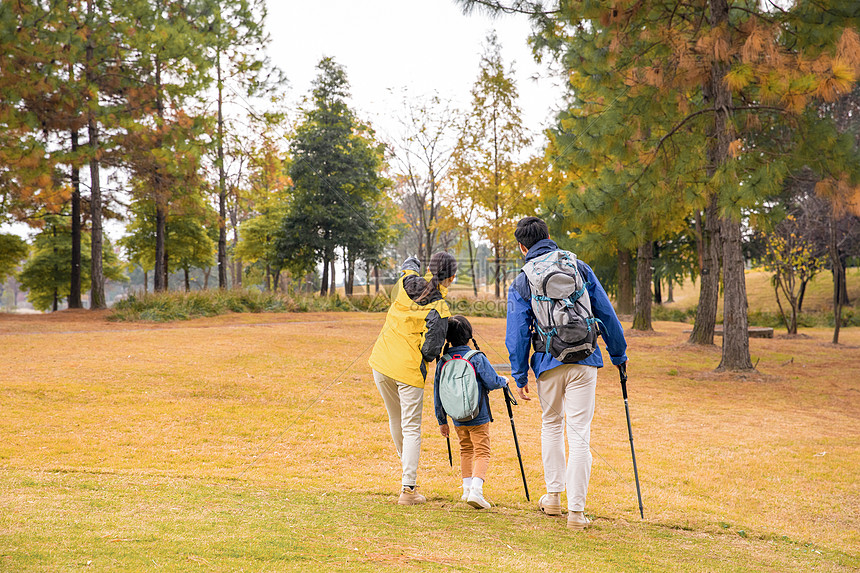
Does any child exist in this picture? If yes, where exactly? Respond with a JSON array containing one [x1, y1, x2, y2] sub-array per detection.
[[434, 315, 509, 509]]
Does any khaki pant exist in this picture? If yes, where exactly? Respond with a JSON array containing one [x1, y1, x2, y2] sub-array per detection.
[[372, 369, 424, 487], [535, 363, 598, 512], [454, 423, 491, 481]]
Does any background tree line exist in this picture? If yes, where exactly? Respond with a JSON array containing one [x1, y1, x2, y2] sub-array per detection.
[[2, 0, 860, 375]]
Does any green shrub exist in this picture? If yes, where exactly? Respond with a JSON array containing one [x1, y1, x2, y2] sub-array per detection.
[[652, 306, 697, 323]]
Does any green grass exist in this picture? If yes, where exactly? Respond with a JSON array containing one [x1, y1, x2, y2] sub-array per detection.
[[2, 471, 856, 572]]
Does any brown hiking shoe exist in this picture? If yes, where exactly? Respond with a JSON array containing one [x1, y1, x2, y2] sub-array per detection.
[[567, 511, 591, 530], [539, 493, 562, 516], [398, 486, 426, 505]]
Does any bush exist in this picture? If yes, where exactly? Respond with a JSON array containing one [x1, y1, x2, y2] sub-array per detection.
[[651, 305, 697, 323], [110, 290, 294, 322]]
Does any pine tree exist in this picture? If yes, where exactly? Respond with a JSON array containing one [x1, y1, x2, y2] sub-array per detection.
[[276, 58, 390, 297], [455, 32, 531, 298]]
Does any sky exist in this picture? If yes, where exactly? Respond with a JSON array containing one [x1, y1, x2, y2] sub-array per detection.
[[267, 0, 565, 149]]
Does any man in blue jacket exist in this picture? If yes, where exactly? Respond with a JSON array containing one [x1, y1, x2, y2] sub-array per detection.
[[505, 216, 628, 530]]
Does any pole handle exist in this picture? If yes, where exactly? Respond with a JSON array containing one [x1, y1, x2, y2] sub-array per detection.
[[503, 385, 518, 406], [618, 362, 628, 400]]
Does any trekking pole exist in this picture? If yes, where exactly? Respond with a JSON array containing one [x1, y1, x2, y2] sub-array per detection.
[[618, 362, 644, 519], [446, 435, 452, 467], [503, 385, 530, 501]]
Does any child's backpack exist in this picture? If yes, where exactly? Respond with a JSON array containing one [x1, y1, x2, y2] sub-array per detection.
[[522, 250, 601, 364], [438, 350, 482, 422]]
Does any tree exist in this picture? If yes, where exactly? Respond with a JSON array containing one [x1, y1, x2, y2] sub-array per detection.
[[0, 234, 28, 285], [390, 93, 459, 266], [761, 216, 826, 334], [203, 0, 284, 289], [276, 58, 390, 296], [455, 32, 531, 298], [121, 192, 217, 292], [19, 214, 124, 311], [458, 0, 860, 369]]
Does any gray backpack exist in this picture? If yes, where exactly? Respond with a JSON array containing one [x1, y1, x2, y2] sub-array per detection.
[[522, 250, 600, 363], [438, 350, 482, 422]]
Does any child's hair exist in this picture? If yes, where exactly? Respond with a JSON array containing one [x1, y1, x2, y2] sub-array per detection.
[[444, 314, 481, 354], [418, 251, 458, 302]]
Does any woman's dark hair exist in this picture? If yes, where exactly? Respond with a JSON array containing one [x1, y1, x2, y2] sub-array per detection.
[[444, 314, 481, 354], [514, 216, 550, 250], [418, 251, 458, 302]]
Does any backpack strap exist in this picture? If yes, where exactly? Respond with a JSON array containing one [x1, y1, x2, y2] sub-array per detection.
[[463, 350, 482, 361]]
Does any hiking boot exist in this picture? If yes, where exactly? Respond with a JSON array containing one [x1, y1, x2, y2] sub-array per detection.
[[539, 493, 562, 516], [467, 489, 492, 510], [567, 511, 591, 530], [398, 486, 426, 505]]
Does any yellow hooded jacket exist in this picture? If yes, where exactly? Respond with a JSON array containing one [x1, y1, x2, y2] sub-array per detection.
[[369, 268, 451, 389]]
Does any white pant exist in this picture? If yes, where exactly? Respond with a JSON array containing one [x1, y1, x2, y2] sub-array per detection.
[[372, 369, 424, 487], [536, 363, 597, 511]]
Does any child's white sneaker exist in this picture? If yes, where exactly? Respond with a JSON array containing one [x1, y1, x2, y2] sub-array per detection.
[[467, 489, 492, 509], [461, 488, 470, 502]]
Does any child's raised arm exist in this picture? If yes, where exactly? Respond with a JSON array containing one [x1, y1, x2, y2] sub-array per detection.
[[472, 352, 510, 391]]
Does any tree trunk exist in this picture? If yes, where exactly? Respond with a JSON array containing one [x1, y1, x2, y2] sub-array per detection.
[[830, 209, 844, 344], [184, 268, 190, 292], [86, 1, 105, 310], [797, 279, 808, 312], [320, 252, 329, 297], [154, 53, 168, 293], [144, 270, 148, 293], [632, 241, 653, 331], [343, 252, 350, 296], [493, 240, 501, 298], [718, 217, 754, 370], [466, 225, 478, 297], [52, 223, 59, 312], [347, 255, 355, 297], [838, 254, 849, 306], [709, 0, 752, 370], [652, 242, 662, 304], [203, 267, 210, 290], [330, 257, 336, 295], [666, 279, 674, 303], [69, 129, 82, 308], [374, 265, 380, 293], [216, 50, 228, 289], [689, 192, 721, 344], [163, 239, 169, 291], [365, 261, 371, 295], [154, 203, 167, 291], [617, 249, 634, 314]]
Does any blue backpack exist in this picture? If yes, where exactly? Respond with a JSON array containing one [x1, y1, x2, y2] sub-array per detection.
[[438, 350, 482, 422]]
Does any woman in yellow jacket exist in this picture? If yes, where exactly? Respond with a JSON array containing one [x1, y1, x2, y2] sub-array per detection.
[[369, 252, 457, 505]]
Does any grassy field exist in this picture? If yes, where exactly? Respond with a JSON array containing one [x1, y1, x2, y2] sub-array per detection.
[[1, 311, 858, 571], [661, 268, 860, 315]]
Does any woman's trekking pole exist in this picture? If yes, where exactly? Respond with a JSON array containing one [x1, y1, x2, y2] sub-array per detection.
[[503, 385, 530, 501], [618, 363, 644, 519], [446, 436, 452, 467]]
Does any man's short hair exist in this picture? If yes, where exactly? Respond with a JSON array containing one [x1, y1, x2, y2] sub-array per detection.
[[514, 216, 550, 250]]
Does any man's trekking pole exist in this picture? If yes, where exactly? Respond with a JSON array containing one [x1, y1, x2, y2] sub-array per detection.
[[618, 362, 644, 519], [446, 436, 453, 467], [503, 385, 530, 501]]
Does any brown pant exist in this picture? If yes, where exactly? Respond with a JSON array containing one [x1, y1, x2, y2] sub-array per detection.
[[455, 423, 491, 481]]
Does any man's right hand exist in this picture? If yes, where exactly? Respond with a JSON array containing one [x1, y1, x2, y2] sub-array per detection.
[[517, 382, 531, 401]]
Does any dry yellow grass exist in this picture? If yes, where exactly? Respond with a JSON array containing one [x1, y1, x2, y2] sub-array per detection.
[[1, 310, 858, 571]]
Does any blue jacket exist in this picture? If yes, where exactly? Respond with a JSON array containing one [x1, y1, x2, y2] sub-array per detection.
[[505, 239, 628, 388], [434, 345, 508, 427]]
